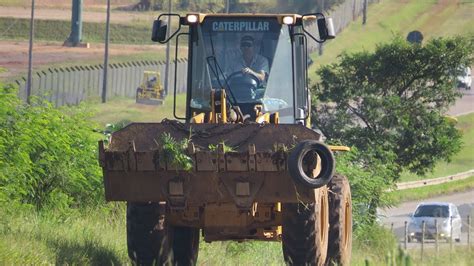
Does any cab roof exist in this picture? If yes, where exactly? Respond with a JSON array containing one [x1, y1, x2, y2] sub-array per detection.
[[182, 13, 313, 25]]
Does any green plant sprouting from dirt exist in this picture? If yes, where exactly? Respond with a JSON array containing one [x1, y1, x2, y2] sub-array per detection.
[[102, 120, 131, 145], [160, 133, 193, 171], [208, 141, 235, 153]]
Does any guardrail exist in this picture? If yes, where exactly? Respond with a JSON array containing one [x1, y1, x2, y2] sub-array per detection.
[[396, 170, 474, 190]]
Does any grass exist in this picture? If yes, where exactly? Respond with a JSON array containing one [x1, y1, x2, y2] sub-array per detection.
[[1, 203, 472, 265], [0, 204, 284, 265], [85, 93, 187, 127], [390, 175, 474, 204], [0, 203, 403, 265], [406, 246, 474, 266], [309, 0, 474, 82], [0, 204, 129, 264], [0, 17, 153, 44], [399, 113, 474, 182]]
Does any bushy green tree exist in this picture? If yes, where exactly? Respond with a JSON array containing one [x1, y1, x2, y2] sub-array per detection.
[[0, 84, 103, 210], [314, 36, 472, 219]]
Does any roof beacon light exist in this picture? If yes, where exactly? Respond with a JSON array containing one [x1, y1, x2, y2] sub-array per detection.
[[187, 14, 199, 24], [283, 16, 295, 25]]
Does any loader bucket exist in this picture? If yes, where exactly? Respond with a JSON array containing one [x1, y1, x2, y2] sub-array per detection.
[[135, 97, 164, 105], [99, 121, 333, 208]]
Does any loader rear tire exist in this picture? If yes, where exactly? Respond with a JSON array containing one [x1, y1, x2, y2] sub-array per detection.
[[127, 202, 200, 266], [326, 174, 352, 266], [282, 187, 329, 266]]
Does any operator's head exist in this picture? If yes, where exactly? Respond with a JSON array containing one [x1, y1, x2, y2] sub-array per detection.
[[240, 35, 255, 56]]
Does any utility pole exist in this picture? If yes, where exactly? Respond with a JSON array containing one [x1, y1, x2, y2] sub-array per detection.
[[164, 0, 171, 96], [26, 0, 35, 104], [101, 0, 111, 103], [318, 0, 325, 56], [65, 0, 83, 46], [362, 0, 368, 25]]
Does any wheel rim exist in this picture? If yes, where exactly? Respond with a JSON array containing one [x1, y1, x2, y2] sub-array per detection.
[[319, 190, 329, 245], [343, 198, 351, 249]]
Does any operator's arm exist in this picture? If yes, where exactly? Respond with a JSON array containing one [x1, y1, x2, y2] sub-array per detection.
[[242, 68, 266, 81], [242, 55, 269, 82]]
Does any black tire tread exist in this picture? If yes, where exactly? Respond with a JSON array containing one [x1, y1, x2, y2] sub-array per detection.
[[282, 188, 328, 265], [326, 174, 352, 266], [127, 203, 200, 266], [127, 202, 169, 266]]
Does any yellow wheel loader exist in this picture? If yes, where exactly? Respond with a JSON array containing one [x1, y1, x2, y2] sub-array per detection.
[[99, 13, 352, 266], [136, 71, 165, 105]]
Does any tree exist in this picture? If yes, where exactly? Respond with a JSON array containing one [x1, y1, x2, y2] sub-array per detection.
[[314, 36, 472, 220]]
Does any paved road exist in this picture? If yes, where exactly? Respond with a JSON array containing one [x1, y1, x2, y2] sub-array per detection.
[[448, 89, 474, 117], [449, 66, 474, 116], [379, 189, 474, 247]]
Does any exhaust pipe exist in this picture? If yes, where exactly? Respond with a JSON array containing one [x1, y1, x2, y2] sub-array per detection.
[[288, 140, 335, 189]]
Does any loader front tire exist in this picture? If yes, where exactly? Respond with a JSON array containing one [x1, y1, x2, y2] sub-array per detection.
[[127, 202, 170, 265], [326, 174, 352, 266], [172, 226, 200, 266], [127, 202, 200, 266], [282, 187, 329, 266]]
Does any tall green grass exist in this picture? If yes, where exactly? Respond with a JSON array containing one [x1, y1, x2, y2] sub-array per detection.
[[0, 203, 403, 265], [0, 17, 152, 44], [0, 204, 128, 264]]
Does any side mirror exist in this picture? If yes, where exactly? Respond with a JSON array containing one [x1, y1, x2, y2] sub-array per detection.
[[317, 17, 335, 40], [302, 13, 335, 43], [151, 19, 168, 43], [296, 107, 307, 121]]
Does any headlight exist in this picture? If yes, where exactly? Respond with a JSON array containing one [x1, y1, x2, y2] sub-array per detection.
[[282, 16, 295, 25], [186, 14, 199, 24]]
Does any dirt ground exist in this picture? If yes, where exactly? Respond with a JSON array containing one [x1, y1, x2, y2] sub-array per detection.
[[0, 41, 162, 80]]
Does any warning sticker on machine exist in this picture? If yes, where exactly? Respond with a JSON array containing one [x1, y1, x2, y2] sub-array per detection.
[[212, 21, 271, 32]]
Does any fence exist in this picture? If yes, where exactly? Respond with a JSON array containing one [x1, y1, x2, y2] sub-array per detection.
[[15, 59, 188, 107], [307, 0, 378, 53], [13, 0, 376, 107], [383, 215, 472, 261]]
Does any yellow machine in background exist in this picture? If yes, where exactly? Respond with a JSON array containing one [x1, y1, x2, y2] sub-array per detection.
[[135, 71, 165, 105]]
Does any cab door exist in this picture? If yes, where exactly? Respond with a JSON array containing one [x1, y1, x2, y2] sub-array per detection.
[[292, 28, 309, 125]]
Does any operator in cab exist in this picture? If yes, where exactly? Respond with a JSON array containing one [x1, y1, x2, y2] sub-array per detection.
[[225, 35, 269, 82]]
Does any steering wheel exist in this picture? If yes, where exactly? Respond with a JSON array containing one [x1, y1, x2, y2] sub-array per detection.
[[226, 71, 261, 102], [227, 71, 261, 88]]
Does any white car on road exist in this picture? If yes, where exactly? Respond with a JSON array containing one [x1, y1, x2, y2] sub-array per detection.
[[457, 66, 472, 90], [407, 202, 462, 243]]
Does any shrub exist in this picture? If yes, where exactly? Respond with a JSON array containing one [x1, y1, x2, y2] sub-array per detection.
[[0, 84, 103, 210]]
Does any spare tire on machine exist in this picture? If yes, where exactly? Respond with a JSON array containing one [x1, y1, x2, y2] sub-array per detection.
[[126, 202, 200, 266], [288, 140, 335, 189], [326, 174, 352, 266]]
